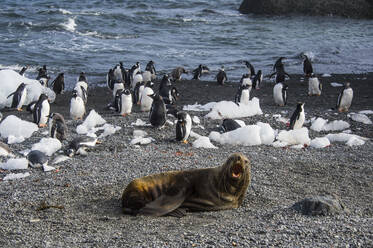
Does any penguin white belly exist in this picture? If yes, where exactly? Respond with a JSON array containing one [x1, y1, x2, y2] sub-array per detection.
[[18, 89, 27, 109], [142, 71, 151, 82], [184, 114, 192, 141], [240, 89, 250, 105], [242, 78, 252, 87], [76, 81, 88, 92], [140, 88, 154, 112], [273, 83, 284, 106], [113, 67, 122, 82], [39, 100, 50, 125], [113, 83, 124, 98], [293, 112, 305, 129], [308, 77, 321, 95], [120, 94, 133, 115], [70, 97, 85, 119], [339, 88, 353, 110], [132, 74, 143, 90]]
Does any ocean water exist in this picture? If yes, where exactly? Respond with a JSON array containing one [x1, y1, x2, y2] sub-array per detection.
[[1, 0, 372, 88]]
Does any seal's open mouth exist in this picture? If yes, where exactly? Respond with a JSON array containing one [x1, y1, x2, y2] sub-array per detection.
[[231, 163, 243, 178]]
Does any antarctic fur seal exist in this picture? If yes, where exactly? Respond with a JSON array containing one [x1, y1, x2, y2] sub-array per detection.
[[121, 153, 251, 217]]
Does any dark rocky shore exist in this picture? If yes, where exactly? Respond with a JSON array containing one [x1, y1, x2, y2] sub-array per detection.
[[0, 73, 372, 247]]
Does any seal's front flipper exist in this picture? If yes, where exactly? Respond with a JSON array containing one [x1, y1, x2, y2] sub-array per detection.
[[167, 208, 187, 218], [138, 188, 187, 217]]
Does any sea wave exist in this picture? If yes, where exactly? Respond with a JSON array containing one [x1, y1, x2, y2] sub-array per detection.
[[58, 8, 72, 15], [61, 17, 76, 32]]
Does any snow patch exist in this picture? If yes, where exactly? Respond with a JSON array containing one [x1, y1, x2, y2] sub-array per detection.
[[31, 138, 61, 156], [192, 116, 201, 124]]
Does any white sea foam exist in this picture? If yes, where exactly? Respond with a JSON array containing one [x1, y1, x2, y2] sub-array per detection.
[[59, 8, 72, 15], [62, 17, 76, 32]]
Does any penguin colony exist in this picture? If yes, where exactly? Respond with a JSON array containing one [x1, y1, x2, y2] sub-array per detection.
[[1, 55, 355, 164]]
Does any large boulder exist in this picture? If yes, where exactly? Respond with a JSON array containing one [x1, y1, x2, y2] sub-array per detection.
[[293, 195, 349, 216], [239, 0, 373, 19]]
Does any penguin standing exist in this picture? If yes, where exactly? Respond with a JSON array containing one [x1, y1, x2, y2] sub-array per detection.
[[113, 62, 125, 83], [140, 81, 154, 112], [142, 60, 156, 82], [48, 112, 68, 141], [50, 73, 65, 95], [7, 83, 27, 111], [149, 94, 167, 128], [244, 61, 255, 77], [273, 57, 286, 72], [27, 150, 49, 169], [70, 90, 85, 120], [78, 71, 88, 83], [176, 112, 192, 143], [273, 82, 288, 106], [36, 65, 50, 87], [160, 84, 179, 105], [130, 62, 141, 85], [112, 80, 124, 99], [303, 55, 313, 77], [74, 84, 88, 104], [308, 74, 322, 96], [235, 84, 251, 105], [240, 74, 252, 87], [336, 82, 353, 112], [107, 68, 115, 91], [252, 70, 263, 89], [117, 89, 133, 116], [131, 71, 143, 90], [171, 67, 188, 82], [133, 81, 145, 104], [216, 66, 227, 85], [289, 102, 305, 129], [33, 94, 50, 127], [192, 64, 209, 80]]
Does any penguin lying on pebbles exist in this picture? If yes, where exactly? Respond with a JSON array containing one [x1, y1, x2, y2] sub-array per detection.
[[64, 136, 99, 157], [27, 150, 48, 168], [33, 94, 50, 127], [289, 102, 305, 130], [171, 67, 188, 82], [216, 66, 227, 85], [70, 90, 85, 120], [220, 119, 242, 133], [7, 83, 27, 111], [48, 113, 68, 141], [149, 93, 167, 128], [273, 82, 288, 106], [50, 73, 65, 95], [175, 111, 192, 144], [336, 82, 353, 112]]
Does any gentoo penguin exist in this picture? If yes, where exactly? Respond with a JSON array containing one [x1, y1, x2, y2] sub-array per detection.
[[220, 119, 242, 133], [37, 65, 49, 87], [19, 66, 28, 76], [308, 74, 322, 96], [140, 81, 155, 112], [270, 69, 290, 84], [289, 102, 305, 130], [7, 83, 27, 111], [74, 84, 88, 104], [216, 66, 228, 85], [192, 64, 209, 80], [244, 61, 255, 77], [336, 82, 353, 112], [143, 60, 156, 82], [133, 81, 145, 104], [303, 55, 313, 77], [113, 62, 125, 83], [171, 67, 188, 82], [130, 62, 141, 83], [235, 84, 251, 105], [117, 89, 133, 116], [252, 70, 263, 89], [64, 136, 98, 157], [112, 80, 124, 99], [159, 74, 172, 91], [33, 94, 50, 127], [160, 82, 179, 105], [273, 82, 288, 106], [107, 68, 115, 91], [131, 71, 143, 90], [78, 71, 88, 83], [149, 93, 167, 128], [175, 111, 192, 143], [70, 90, 85, 120], [27, 150, 48, 168], [240, 73, 252, 87], [273, 57, 286, 72], [0, 141, 14, 157], [26, 100, 37, 113], [48, 112, 67, 141], [50, 73, 65, 95]]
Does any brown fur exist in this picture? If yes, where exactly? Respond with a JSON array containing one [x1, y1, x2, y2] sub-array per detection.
[[121, 153, 251, 216]]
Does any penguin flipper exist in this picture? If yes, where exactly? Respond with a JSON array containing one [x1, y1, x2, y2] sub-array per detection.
[[7, 92, 15, 99]]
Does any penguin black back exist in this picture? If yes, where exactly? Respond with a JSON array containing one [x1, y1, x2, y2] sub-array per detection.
[[149, 94, 166, 127], [50, 73, 65, 95]]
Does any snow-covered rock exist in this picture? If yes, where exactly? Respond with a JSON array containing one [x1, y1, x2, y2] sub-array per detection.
[[76, 110, 106, 134], [31, 138, 61, 156], [276, 127, 311, 146], [0, 158, 28, 170], [0, 69, 55, 108], [310, 137, 331, 148], [0, 115, 38, 141], [205, 98, 262, 120], [192, 136, 217, 149], [350, 113, 372, 125], [310, 118, 350, 132], [3, 172, 30, 181]]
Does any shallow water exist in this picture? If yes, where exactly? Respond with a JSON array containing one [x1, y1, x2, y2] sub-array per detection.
[[0, 0, 372, 88]]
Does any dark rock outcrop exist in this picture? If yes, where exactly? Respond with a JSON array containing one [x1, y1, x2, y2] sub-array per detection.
[[293, 195, 349, 216], [239, 0, 373, 19]]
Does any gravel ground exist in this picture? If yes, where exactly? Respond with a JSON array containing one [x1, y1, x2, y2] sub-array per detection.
[[0, 73, 372, 247]]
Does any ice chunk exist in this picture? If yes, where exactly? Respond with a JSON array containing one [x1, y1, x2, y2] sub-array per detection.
[[0, 158, 28, 170], [290, 144, 305, 149], [43, 164, 55, 172], [192, 136, 217, 149], [310, 118, 350, 132], [272, 141, 288, 148], [3, 172, 30, 181], [350, 113, 372, 125], [209, 125, 262, 146], [273, 114, 289, 124], [206, 98, 262, 120], [76, 110, 106, 134], [0, 115, 38, 140], [98, 124, 121, 138], [346, 137, 365, 146], [133, 130, 147, 138], [131, 119, 149, 126], [330, 82, 343, 87], [321, 73, 332, 77], [32, 138, 61, 156], [310, 137, 330, 148], [7, 135, 25, 144], [130, 137, 154, 145], [183, 102, 216, 112], [0, 69, 55, 108], [276, 127, 311, 146], [359, 110, 373, 115], [52, 155, 71, 164], [192, 116, 201, 124], [326, 133, 367, 146], [257, 122, 275, 145]]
